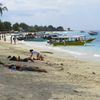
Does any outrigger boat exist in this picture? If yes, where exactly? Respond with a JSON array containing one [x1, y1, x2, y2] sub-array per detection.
[[48, 35, 96, 46]]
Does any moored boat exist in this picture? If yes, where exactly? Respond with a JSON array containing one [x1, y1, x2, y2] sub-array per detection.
[[88, 31, 98, 35], [48, 35, 95, 46]]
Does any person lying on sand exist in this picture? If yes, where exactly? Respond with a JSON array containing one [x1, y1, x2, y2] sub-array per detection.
[[0, 62, 47, 73], [8, 56, 29, 62], [29, 49, 44, 61]]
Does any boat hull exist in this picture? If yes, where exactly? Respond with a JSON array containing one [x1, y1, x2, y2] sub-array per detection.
[[52, 41, 85, 46], [86, 38, 96, 43]]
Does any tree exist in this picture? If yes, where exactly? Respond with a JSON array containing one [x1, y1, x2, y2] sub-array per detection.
[[12, 23, 20, 31], [20, 23, 29, 32], [56, 26, 64, 31], [47, 25, 54, 31], [33, 25, 39, 32], [0, 20, 5, 31], [3, 21, 12, 31], [0, 3, 8, 16], [43, 26, 47, 31], [28, 26, 34, 32]]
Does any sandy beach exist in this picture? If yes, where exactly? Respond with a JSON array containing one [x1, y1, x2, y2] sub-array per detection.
[[0, 36, 100, 100]]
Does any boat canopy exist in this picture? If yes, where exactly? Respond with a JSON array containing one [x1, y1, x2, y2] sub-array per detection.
[[51, 35, 86, 39]]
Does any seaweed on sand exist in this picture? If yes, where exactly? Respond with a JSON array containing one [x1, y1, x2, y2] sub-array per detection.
[[40, 51, 53, 54]]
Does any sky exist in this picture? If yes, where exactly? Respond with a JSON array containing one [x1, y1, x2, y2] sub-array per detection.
[[0, 0, 100, 30]]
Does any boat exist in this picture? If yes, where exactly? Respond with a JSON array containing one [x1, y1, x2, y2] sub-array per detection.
[[17, 32, 59, 42], [17, 33, 35, 41], [24, 37, 47, 42], [17, 34, 47, 42], [88, 31, 98, 35], [48, 35, 96, 46], [80, 30, 85, 33]]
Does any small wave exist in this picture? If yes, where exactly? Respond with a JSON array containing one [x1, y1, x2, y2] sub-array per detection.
[[52, 46, 85, 56], [94, 54, 100, 57], [65, 50, 84, 55]]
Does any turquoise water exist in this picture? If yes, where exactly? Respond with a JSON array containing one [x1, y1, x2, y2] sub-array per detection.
[[58, 31, 100, 61], [24, 38, 47, 42]]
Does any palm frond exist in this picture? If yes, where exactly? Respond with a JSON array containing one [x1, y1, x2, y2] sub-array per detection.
[[0, 8, 3, 16], [2, 7, 8, 11], [0, 3, 8, 16]]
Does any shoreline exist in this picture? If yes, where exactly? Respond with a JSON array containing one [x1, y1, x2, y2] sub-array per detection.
[[21, 40, 100, 64]]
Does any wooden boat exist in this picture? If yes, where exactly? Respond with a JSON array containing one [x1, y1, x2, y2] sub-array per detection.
[[48, 35, 96, 46]]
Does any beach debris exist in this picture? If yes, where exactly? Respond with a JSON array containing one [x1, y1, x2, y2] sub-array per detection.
[[73, 90, 79, 93], [67, 72, 71, 75], [40, 51, 53, 54], [58, 66, 64, 71], [0, 61, 4, 65], [92, 72, 96, 75], [60, 63, 64, 66], [45, 62, 52, 66]]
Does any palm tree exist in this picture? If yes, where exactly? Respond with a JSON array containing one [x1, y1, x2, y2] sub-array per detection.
[[0, 3, 8, 16]]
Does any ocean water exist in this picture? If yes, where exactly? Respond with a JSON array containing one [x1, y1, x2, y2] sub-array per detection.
[[23, 31, 100, 62], [58, 31, 100, 62]]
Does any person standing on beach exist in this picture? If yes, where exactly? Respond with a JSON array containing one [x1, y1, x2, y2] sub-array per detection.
[[2, 34, 4, 39], [13, 36, 17, 44], [0, 34, 1, 40], [10, 36, 12, 44], [4, 35, 6, 42]]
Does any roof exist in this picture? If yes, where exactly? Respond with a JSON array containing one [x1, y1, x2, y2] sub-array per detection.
[[52, 35, 86, 39]]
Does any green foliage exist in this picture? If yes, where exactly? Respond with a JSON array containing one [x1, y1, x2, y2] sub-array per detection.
[[56, 26, 64, 31], [20, 23, 29, 31], [0, 21, 5, 31], [12, 23, 20, 31], [0, 21, 65, 32], [3, 21, 12, 31]]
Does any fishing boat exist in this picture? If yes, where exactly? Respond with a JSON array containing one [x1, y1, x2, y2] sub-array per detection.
[[48, 35, 95, 46]]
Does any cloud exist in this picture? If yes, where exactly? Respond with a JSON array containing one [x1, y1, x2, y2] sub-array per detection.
[[1, 0, 100, 30]]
